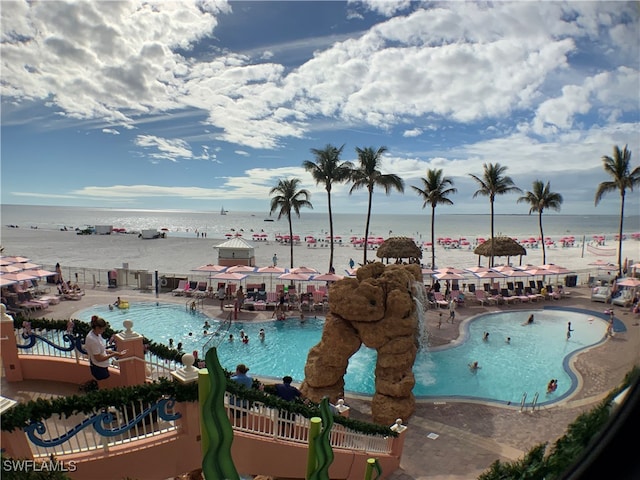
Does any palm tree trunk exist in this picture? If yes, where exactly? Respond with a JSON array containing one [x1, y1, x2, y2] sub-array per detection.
[[618, 191, 625, 277], [489, 196, 495, 267], [288, 215, 294, 269], [539, 211, 546, 265], [328, 191, 334, 273], [363, 188, 373, 264], [430, 205, 436, 270]]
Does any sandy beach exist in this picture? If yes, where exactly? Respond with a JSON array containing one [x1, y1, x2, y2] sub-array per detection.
[[1, 226, 638, 286]]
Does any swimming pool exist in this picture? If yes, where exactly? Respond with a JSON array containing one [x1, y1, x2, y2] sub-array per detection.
[[77, 303, 611, 405]]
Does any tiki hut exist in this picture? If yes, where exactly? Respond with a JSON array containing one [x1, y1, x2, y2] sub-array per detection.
[[473, 236, 526, 266], [376, 237, 422, 264]]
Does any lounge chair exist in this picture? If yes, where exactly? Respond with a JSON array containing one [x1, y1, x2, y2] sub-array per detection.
[[590, 286, 611, 303], [524, 287, 542, 302], [611, 289, 632, 307], [433, 292, 449, 308], [192, 282, 208, 298], [474, 290, 497, 306], [172, 280, 189, 296], [513, 288, 531, 303], [500, 288, 519, 304]]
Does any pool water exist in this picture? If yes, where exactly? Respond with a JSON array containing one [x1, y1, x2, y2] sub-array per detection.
[[77, 303, 608, 405]]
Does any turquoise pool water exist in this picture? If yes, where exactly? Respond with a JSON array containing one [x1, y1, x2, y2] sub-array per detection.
[[77, 303, 610, 405]]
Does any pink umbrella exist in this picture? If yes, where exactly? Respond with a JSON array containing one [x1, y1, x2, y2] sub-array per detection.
[[1, 256, 30, 263], [1, 272, 38, 282], [0, 265, 22, 273], [193, 264, 228, 273], [436, 266, 466, 274], [290, 266, 319, 274], [17, 262, 41, 270], [226, 265, 257, 273], [278, 272, 313, 281], [209, 272, 248, 281], [0, 277, 17, 286], [421, 268, 437, 275], [474, 271, 506, 279], [491, 265, 516, 273], [312, 272, 344, 282], [614, 277, 640, 288], [29, 269, 57, 278], [465, 266, 490, 274], [434, 271, 466, 280], [257, 266, 287, 274]]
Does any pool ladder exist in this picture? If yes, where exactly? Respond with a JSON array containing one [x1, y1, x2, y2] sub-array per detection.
[[519, 392, 540, 413]]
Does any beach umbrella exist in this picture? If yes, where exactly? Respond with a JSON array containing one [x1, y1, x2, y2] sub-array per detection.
[[278, 272, 313, 281], [255, 265, 287, 290], [226, 265, 257, 273], [421, 267, 437, 275], [17, 262, 41, 270], [29, 269, 57, 278], [1, 256, 30, 264], [465, 266, 490, 274], [0, 276, 17, 286], [1, 272, 38, 282], [436, 266, 466, 274], [434, 271, 466, 281], [616, 277, 640, 288], [209, 272, 248, 281], [312, 272, 344, 282], [193, 264, 228, 273], [491, 265, 516, 273], [474, 271, 506, 279], [290, 266, 319, 274], [0, 265, 22, 273]]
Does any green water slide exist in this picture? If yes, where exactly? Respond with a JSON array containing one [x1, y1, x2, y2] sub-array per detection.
[[200, 347, 239, 480]]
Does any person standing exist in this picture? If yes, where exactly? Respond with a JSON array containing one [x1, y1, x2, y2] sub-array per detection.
[[448, 298, 456, 323], [272, 253, 278, 267], [566, 322, 574, 340], [85, 316, 125, 383], [349, 258, 355, 269]]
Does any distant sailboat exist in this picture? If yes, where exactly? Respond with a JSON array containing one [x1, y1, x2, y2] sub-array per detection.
[[220, 206, 228, 215]]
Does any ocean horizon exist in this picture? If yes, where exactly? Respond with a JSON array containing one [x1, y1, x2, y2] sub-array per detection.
[[2, 204, 639, 242]]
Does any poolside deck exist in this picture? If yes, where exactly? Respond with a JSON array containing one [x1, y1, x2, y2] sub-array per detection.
[[3, 283, 639, 479]]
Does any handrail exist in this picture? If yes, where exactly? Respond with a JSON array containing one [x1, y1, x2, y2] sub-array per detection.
[[531, 392, 539, 412], [201, 312, 232, 355], [519, 392, 527, 412]]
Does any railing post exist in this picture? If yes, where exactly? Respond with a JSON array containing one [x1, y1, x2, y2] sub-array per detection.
[[171, 354, 200, 437], [1, 395, 33, 459], [114, 319, 145, 387], [0, 304, 23, 382], [389, 419, 408, 457]]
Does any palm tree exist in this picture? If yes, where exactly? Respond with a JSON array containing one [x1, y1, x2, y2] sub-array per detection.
[[469, 163, 522, 267], [412, 169, 457, 270], [349, 146, 404, 264], [269, 178, 313, 269], [595, 145, 640, 277], [303, 144, 353, 273], [517, 180, 563, 265]]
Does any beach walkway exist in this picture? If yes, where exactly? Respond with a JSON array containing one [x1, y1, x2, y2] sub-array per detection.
[[3, 283, 639, 480]]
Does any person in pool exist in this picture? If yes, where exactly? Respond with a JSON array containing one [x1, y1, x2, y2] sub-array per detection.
[[469, 361, 480, 372], [522, 314, 534, 325]]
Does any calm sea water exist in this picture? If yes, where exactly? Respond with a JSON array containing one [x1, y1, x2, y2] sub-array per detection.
[[2, 204, 639, 241]]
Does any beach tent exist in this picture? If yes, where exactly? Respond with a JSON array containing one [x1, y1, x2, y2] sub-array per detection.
[[214, 237, 255, 267]]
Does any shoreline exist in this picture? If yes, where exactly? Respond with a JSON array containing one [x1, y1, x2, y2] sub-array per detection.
[[2, 226, 638, 284]]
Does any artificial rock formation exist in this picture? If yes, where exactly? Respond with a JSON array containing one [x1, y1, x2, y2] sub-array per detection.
[[301, 262, 423, 425]]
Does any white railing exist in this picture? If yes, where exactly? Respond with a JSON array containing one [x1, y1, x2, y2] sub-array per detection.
[[144, 351, 180, 380], [29, 399, 179, 459], [15, 328, 83, 362], [225, 393, 394, 454]]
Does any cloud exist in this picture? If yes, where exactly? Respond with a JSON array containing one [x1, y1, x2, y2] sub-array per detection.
[[403, 128, 422, 137], [102, 128, 120, 135]]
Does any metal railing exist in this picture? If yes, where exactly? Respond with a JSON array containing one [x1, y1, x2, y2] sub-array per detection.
[[28, 397, 180, 459], [226, 394, 394, 454]]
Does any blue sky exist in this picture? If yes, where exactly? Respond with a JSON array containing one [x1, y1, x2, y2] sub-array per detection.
[[1, 0, 639, 216]]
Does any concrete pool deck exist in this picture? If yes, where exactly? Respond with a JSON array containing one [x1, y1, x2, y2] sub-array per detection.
[[4, 283, 639, 479]]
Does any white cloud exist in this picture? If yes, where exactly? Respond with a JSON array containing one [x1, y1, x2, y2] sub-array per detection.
[[403, 128, 422, 137], [102, 128, 120, 135]]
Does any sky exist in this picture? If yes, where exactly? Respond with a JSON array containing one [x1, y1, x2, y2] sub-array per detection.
[[1, 0, 639, 216]]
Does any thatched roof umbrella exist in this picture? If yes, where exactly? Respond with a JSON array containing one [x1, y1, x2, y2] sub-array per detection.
[[376, 237, 422, 264], [473, 236, 526, 266]]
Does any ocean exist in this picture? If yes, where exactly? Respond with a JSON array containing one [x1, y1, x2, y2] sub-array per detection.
[[2, 204, 639, 241]]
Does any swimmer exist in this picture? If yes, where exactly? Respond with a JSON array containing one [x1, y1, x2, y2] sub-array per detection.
[[505, 337, 511, 344], [239, 329, 245, 339], [203, 330, 208, 336], [228, 334, 234, 342], [522, 314, 534, 326], [482, 331, 489, 341], [242, 336, 249, 344], [468, 361, 480, 372], [299, 312, 306, 323], [168, 338, 174, 348], [204, 321, 211, 329], [108, 304, 114, 311], [259, 328, 265, 340]]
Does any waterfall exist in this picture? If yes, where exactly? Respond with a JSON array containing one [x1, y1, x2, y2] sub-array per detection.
[[411, 280, 429, 349]]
